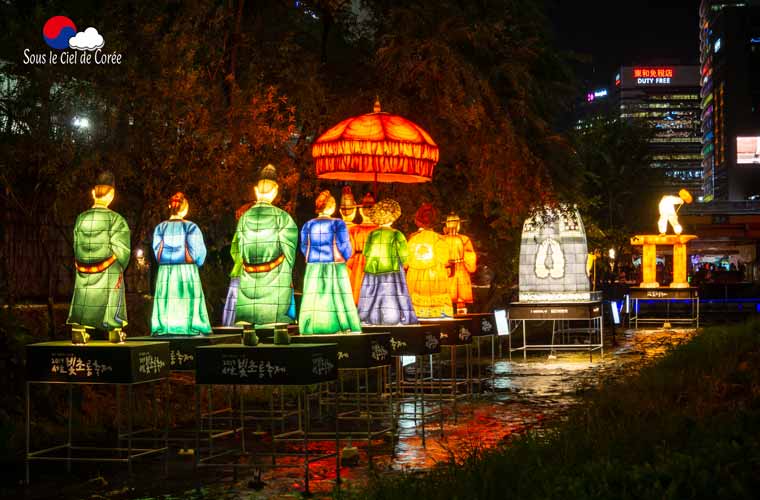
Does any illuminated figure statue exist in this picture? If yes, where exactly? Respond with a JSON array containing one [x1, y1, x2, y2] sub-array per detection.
[[347, 193, 378, 304], [339, 186, 357, 228], [407, 203, 453, 318], [222, 196, 255, 326], [658, 189, 693, 235], [358, 199, 418, 325], [151, 192, 212, 335], [299, 190, 362, 334], [67, 171, 130, 344], [443, 213, 477, 313], [234, 164, 298, 325]]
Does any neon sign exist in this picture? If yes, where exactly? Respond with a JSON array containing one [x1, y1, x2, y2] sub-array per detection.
[[586, 89, 608, 102], [633, 67, 674, 85]]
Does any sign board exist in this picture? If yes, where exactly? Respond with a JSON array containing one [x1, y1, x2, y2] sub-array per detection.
[[508, 301, 602, 320], [26, 341, 170, 384], [126, 334, 240, 370], [629, 287, 698, 300], [195, 343, 338, 385], [290, 332, 391, 369], [494, 309, 509, 336]]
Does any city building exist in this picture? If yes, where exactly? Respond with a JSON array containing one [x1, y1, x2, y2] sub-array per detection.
[[699, 0, 760, 201], [616, 65, 703, 198]]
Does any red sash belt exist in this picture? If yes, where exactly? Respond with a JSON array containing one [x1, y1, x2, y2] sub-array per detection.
[[243, 254, 285, 273], [76, 255, 117, 273]]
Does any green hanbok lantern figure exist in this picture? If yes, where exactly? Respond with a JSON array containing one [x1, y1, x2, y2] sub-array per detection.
[[233, 164, 298, 325], [151, 192, 212, 335], [67, 171, 130, 344]]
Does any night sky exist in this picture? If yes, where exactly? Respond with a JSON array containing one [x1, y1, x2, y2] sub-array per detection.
[[549, 0, 700, 88]]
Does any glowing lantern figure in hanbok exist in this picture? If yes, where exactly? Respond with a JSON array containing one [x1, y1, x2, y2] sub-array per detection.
[[358, 199, 418, 325], [443, 213, 477, 313], [234, 165, 298, 325], [299, 190, 362, 334], [221, 197, 256, 326], [346, 193, 378, 304], [407, 203, 453, 318], [67, 171, 130, 344], [339, 186, 358, 228], [151, 193, 212, 335]]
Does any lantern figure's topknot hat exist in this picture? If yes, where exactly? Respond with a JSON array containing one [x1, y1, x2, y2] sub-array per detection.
[[258, 164, 278, 183], [415, 202, 438, 229], [361, 192, 376, 208], [96, 170, 115, 187], [340, 186, 358, 209]]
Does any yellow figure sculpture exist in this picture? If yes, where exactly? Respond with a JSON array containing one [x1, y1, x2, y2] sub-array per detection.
[[658, 189, 693, 235], [632, 188, 697, 288], [443, 213, 477, 314]]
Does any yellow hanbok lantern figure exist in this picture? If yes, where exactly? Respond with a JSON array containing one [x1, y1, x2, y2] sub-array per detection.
[[67, 171, 130, 344], [407, 203, 453, 318], [658, 189, 693, 235], [346, 193, 378, 305], [443, 213, 477, 313]]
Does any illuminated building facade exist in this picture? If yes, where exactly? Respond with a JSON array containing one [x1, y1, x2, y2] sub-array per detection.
[[617, 65, 703, 197], [699, 0, 760, 201]]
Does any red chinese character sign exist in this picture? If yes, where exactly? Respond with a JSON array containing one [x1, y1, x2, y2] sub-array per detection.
[[311, 100, 439, 185]]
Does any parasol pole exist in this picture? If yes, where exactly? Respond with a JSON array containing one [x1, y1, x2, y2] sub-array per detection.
[[373, 96, 381, 200]]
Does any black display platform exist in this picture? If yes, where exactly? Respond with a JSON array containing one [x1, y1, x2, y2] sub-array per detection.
[[629, 287, 698, 299], [290, 332, 391, 369], [211, 326, 242, 335], [125, 334, 240, 370], [361, 324, 441, 356], [210, 324, 299, 343], [252, 324, 300, 343], [455, 312, 497, 337], [420, 318, 473, 345], [195, 343, 338, 385], [26, 341, 170, 383], [508, 301, 602, 320]]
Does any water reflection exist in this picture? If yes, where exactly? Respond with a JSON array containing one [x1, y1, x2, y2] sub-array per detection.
[[188, 327, 696, 498]]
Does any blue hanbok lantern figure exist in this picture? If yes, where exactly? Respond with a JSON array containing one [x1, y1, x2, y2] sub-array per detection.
[[298, 190, 362, 334], [151, 192, 212, 335]]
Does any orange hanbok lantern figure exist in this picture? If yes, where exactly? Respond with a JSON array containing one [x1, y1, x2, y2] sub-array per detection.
[[346, 192, 378, 304], [443, 213, 477, 313], [407, 203, 453, 318]]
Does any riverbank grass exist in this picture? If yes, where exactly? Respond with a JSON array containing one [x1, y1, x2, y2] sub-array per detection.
[[353, 322, 760, 500]]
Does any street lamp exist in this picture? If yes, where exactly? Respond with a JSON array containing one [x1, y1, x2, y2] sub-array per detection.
[[72, 116, 90, 129]]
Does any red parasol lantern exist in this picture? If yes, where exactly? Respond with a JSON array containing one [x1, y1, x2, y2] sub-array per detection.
[[312, 100, 439, 188]]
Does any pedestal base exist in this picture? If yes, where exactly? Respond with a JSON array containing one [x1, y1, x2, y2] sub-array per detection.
[[126, 334, 240, 370], [290, 332, 391, 369]]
